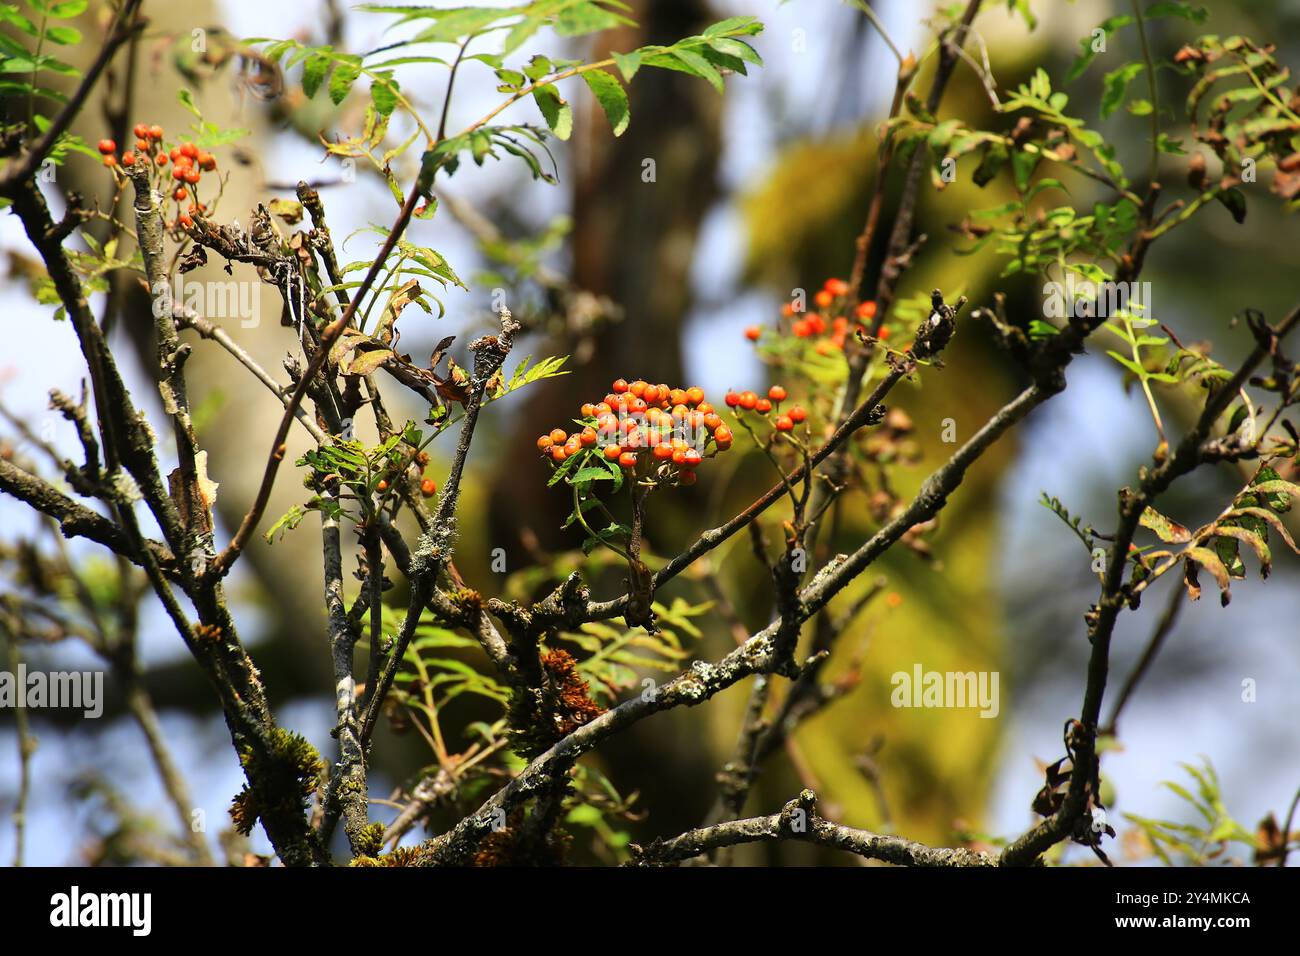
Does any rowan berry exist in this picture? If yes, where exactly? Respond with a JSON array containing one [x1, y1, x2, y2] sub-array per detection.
[[824, 277, 850, 297], [180, 142, 198, 159], [183, 168, 201, 185], [724, 391, 741, 408], [703, 413, 721, 430], [686, 386, 705, 406], [121, 151, 136, 166], [149, 125, 164, 140], [775, 416, 794, 432], [856, 300, 878, 321], [754, 398, 772, 414], [744, 325, 761, 341], [156, 152, 168, 166], [604, 445, 622, 461], [681, 448, 702, 468], [421, 478, 437, 496], [97, 139, 116, 154], [537, 435, 554, 453], [679, 469, 697, 486], [580, 427, 598, 447], [789, 406, 808, 424], [178, 213, 194, 229], [197, 152, 216, 171], [713, 425, 733, 448], [133, 123, 150, 140], [618, 451, 638, 470], [549, 428, 568, 444], [792, 319, 811, 337], [653, 443, 674, 460], [612, 378, 629, 394], [738, 391, 758, 410], [642, 384, 660, 404], [551, 446, 567, 463], [174, 187, 187, 201], [376, 479, 389, 492], [102, 155, 117, 167], [768, 385, 787, 402], [135, 139, 150, 152]]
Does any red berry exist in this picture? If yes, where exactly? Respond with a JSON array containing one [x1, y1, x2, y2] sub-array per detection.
[[768, 385, 787, 402], [618, 451, 638, 470], [149, 125, 164, 140], [551, 446, 567, 463], [775, 415, 794, 433], [739, 391, 758, 410], [603, 445, 622, 461], [183, 168, 200, 185], [121, 151, 136, 167], [612, 378, 629, 394], [135, 139, 150, 152], [713, 425, 733, 448], [824, 277, 850, 297], [754, 398, 772, 414], [653, 443, 675, 460], [172, 165, 186, 180], [679, 469, 697, 486], [856, 300, 878, 321], [376, 479, 389, 492], [681, 448, 702, 468], [580, 427, 598, 447], [156, 152, 168, 166], [133, 123, 150, 140], [789, 406, 808, 424], [101, 155, 117, 167], [421, 478, 437, 496], [178, 213, 194, 229], [180, 142, 199, 159], [792, 319, 811, 337], [197, 152, 216, 171], [97, 139, 116, 154], [536, 435, 553, 453], [174, 187, 188, 201], [744, 325, 761, 341], [686, 386, 705, 406], [815, 289, 834, 309], [549, 428, 568, 444], [724, 391, 741, 408]]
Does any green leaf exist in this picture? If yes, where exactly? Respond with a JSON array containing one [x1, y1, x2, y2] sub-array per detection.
[[1145, 2, 1209, 24], [670, 47, 723, 93], [1101, 62, 1145, 118], [1215, 187, 1247, 224], [1140, 507, 1191, 543], [612, 50, 641, 82], [329, 55, 363, 106], [302, 52, 332, 99], [582, 68, 629, 137], [532, 85, 573, 140], [371, 74, 399, 116]]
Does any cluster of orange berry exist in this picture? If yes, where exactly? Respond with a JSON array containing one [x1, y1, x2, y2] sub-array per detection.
[[98, 124, 218, 229], [744, 277, 885, 353], [724, 384, 807, 434], [537, 379, 733, 486]]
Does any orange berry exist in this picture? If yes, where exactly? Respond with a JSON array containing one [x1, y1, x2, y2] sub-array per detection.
[[856, 300, 878, 321], [738, 391, 758, 410], [121, 151, 136, 166], [654, 443, 675, 460], [102, 154, 117, 167], [97, 139, 116, 154], [133, 123, 150, 140], [808, 314, 827, 334], [178, 213, 194, 229], [135, 138, 150, 152], [376, 479, 389, 492], [628, 380, 647, 398], [754, 398, 772, 414], [686, 386, 705, 406], [744, 325, 761, 341], [537, 435, 554, 453], [421, 478, 437, 496], [174, 187, 188, 201], [781, 302, 794, 318], [564, 437, 581, 456], [824, 277, 850, 297], [775, 415, 794, 432], [697, 402, 714, 414], [549, 428, 568, 444], [768, 385, 787, 402], [580, 427, 598, 447], [724, 391, 741, 408], [618, 451, 638, 470], [792, 319, 811, 337], [642, 384, 660, 404], [197, 152, 216, 171], [604, 445, 622, 461], [149, 125, 164, 140], [713, 424, 733, 444], [180, 142, 199, 159], [612, 378, 629, 394], [156, 152, 168, 166], [681, 448, 702, 468], [580, 403, 595, 418], [551, 446, 568, 463], [878, 326, 891, 341], [815, 289, 834, 309], [789, 406, 808, 424], [183, 168, 201, 185], [629, 397, 648, 413], [671, 449, 686, 465], [669, 388, 688, 406], [703, 413, 721, 430]]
